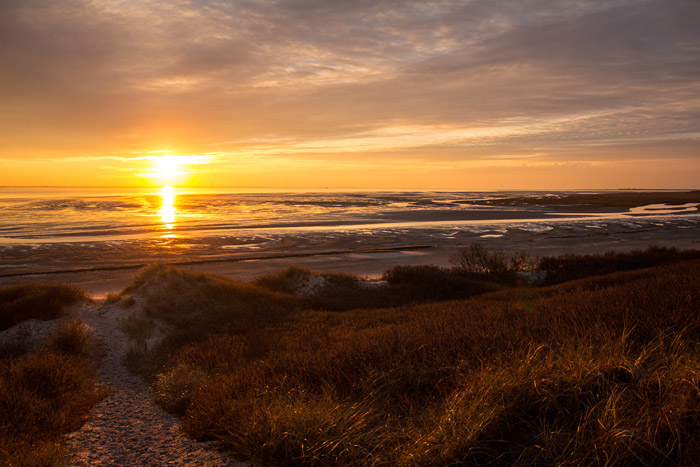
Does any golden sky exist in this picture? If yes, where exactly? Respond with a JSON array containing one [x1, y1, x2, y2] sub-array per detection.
[[1, 0, 699, 189]]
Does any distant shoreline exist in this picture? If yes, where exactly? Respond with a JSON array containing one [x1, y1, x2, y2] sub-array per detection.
[[1, 189, 698, 298], [1, 186, 698, 192]]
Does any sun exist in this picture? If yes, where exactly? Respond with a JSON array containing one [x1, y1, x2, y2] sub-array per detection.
[[144, 151, 208, 186], [156, 155, 180, 184]]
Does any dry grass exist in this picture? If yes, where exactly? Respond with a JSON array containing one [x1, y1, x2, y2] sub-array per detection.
[[120, 312, 155, 341], [116, 251, 700, 465], [252, 265, 315, 294], [0, 283, 88, 331], [252, 264, 502, 311], [0, 318, 104, 466], [121, 265, 299, 351], [254, 266, 383, 311]]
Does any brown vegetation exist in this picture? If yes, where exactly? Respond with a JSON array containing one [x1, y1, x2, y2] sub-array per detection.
[[0, 320, 104, 466], [124, 250, 700, 466], [538, 245, 700, 284], [252, 264, 502, 310], [0, 283, 87, 331]]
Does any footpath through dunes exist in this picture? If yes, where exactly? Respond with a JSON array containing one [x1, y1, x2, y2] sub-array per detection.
[[67, 300, 245, 467]]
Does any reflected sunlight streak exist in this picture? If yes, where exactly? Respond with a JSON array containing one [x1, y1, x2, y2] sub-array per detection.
[[159, 186, 176, 234]]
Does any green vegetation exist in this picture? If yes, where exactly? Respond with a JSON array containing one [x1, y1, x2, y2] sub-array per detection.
[[0, 320, 104, 466], [121, 248, 700, 466], [0, 283, 87, 331]]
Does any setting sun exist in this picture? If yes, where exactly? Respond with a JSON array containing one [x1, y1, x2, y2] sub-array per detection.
[[155, 155, 181, 185]]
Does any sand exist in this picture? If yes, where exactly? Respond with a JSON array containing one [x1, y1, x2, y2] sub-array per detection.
[[66, 300, 246, 467], [1, 218, 698, 299]]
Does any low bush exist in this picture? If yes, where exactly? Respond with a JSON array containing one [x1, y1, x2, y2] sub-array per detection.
[[450, 243, 535, 284], [382, 264, 499, 301], [254, 266, 382, 311], [253, 264, 500, 311], [0, 318, 103, 466], [539, 245, 700, 285]]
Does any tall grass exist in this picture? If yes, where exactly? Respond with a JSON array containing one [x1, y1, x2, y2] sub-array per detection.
[[119, 265, 299, 375], [0, 283, 87, 331], [123, 265, 297, 331], [125, 253, 700, 465]]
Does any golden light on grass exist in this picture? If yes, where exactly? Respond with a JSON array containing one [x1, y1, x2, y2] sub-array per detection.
[[119, 250, 700, 466]]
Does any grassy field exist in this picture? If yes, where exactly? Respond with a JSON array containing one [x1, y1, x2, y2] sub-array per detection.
[[0, 286, 103, 466], [117, 247, 700, 466]]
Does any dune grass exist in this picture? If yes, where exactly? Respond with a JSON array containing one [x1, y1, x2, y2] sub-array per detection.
[[0, 283, 88, 332], [0, 319, 104, 466], [122, 264, 297, 335], [252, 264, 502, 311], [118, 264, 300, 374], [119, 249, 700, 466]]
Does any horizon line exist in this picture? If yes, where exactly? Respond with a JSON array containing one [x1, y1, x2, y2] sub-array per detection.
[[0, 185, 698, 192]]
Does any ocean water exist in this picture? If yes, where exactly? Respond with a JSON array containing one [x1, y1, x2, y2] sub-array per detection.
[[0, 187, 698, 276], [0, 187, 572, 242]]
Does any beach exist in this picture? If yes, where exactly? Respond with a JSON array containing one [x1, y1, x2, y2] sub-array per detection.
[[1, 189, 698, 297]]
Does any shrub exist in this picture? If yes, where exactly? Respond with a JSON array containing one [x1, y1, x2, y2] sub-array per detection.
[[49, 319, 93, 357], [382, 265, 499, 302], [0, 321, 103, 466], [539, 245, 700, 285], [451, 244, 534, 283]]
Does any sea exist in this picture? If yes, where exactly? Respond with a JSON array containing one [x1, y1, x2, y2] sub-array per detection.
[[0, 187, 698, 279]]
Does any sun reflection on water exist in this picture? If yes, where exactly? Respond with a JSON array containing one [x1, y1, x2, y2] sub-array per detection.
[[159, 186, 176, 236]]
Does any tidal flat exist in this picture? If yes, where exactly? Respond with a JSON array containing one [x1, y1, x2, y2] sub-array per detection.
[[1, 190, 698, 298]]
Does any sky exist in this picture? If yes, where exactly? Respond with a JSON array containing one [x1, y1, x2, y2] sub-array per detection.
[[1, 0, 699, 189]]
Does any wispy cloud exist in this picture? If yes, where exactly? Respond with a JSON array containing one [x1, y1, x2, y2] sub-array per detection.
[[1, 0, 698, 187]]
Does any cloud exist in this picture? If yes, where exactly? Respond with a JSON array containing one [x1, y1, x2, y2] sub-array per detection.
[[1, 0, 698, 187]]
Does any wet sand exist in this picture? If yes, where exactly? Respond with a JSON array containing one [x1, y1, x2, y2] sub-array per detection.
[[2, 190, 699, 297], [1, 218, 698, 298]]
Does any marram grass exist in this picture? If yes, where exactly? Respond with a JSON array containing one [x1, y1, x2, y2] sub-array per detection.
[[123, 252, 700, 466]]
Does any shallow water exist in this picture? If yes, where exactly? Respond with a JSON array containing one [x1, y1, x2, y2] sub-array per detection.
[[0, 187, 698, 276]]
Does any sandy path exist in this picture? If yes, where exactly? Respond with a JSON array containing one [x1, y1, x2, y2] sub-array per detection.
[[67, 302, 246, 467]]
